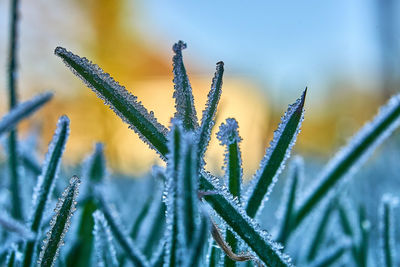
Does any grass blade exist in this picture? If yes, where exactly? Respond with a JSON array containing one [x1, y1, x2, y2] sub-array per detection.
[[0, 213, 34, 240], [96, 194, 148, 267], [172, 41, 198, 130], [245, 88, 306, 218], [0, 92, 53, 136], [22, 116, 69, 267], [295, 94, 400, 228], [197, 61, 224, 161], [184, 215, 210, 267], [38, 176, 81, 267], [309, 239, 351, 267], [276, 156, 303, 244], [54, 47, 168, 158], [217, 118, 243, 267], [92, 210, 118, 267], [357, 204, 370, 267], [129, 194, 153, 241], [379, 195, 398, 267]]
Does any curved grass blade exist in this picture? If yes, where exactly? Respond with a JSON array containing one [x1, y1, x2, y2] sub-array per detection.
[[276, 156, 303, 244], [96, 194, 148, 267], [245, 88, 306, 218], [217, 118, 243, 267], [92, 210, 118, 267], [38, 176, 81, 267], [379, 195, 398, 267], [295, 93, 400, 228], [54, 47, 168, 158], [0, 92, 53, 136], [172, 41, 198, 130], [309, 239, 351, 267], [197, 61, 224, 161], [22, 116, 70, 267]]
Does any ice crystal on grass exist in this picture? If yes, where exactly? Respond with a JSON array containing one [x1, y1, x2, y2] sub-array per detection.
[[38, 176, 80, 267], [93, 210, 118, 267], [379, 194, 398, 267], [172, 41, 198, 130], [244, 89, 306, 218], [54, 47, 169, 158], [0, 92, 52, 136]]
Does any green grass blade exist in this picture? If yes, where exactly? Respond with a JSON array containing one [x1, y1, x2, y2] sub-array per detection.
[[129, 194, 153, 241], [357, 204, 370, 267], [150, 242, 165, 267], [305, 201, 335, 262], [6, 244, 18, 267], [295, 94, 400, 228], [217, 118, 243, 267], [245, 88, 306, 218], [379, 195, 398, 267], [22, 115, 69, 267], [172, 41, 198, 130], [92, 210, 118, 267], [197, 61, 224, 161], [208, 241, 222, 267], [96, 194, 149, 267], [201, 173, 292, 267], [87, 142, 106, 183], [276, 156, 303, 244], [0, 92, 53, 136], [143, 201, 166, 258], [309, 239, 351, 267], [54, 47, 168, 158], [184, 215, 210, 267], [38, 176, 81, 267]]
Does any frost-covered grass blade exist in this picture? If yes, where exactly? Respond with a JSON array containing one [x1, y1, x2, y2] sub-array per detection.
[[379, 195, 398, 267], [295, 93, 400, 229], [245, 88, 306, 218], [93, 210, 118, 267], [0, 213, 34, 240], [308, 239, 351, 267], [54, 47, 169, 158], [22, 115, 69, 267], [172, 41, 198, 130], [38, 176, 81, 267], [0, 92, 53, 136]]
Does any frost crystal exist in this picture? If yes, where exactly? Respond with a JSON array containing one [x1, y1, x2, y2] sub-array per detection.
[[172, 41, 198, 130], [54, 47, 168, 158], [0, 92, 53, 136], [38, 176, 81, 267], [93, 210, 118, 267]]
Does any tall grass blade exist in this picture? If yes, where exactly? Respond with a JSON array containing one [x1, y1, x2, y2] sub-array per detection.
[[96, 194, 148, 267], [197, 62, 224, 161], [54, 47, 168, 158], [309, 239, 351, 267], [22, 115, 69, 267], [0, 92, 53, 136], [379, 195, 398, 267], [357, 204, 370, 267], [295, 94, 400, 228], [245, 89, 306, 218], [129, 194, 153, 241], [217, 118, 243, 267], [184, 215, 209, 267], [276, 156, 303, 244], [92, 210, 118, 267], [172, 41, 198, 130], [38, 176, 81, 267], [143, 201, 166, 258]]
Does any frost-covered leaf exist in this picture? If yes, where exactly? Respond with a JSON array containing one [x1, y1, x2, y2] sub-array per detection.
[[379, 194, 398, 267], [245, 88, 306, 218], [129, 194, 153, 241], [22, 116, 70, 267], [172, 41, 198, 130], [86, 142, 106, 183], [183, 215, 209, 267], [276, 156, 303, 244], [38, 176, 81, 267], [54, 47, 168, 158], [0, 213, 34, 240], [96, 194, 148, 267], [0, 92, 53, 136], [295, 93, 400, 228], [92, 210, 118, 267], [197, 61, 224, 162]]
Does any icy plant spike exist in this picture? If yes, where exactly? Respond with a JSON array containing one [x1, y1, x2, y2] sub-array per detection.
[[0, 92, 53, 136], [172, 41, 198, 130], [276, 156, 303, 244], [96, 193, 149, 267], [38, 176, 81, 267], [245, 88, 306, 218], [22, 115, 69, 267], [54, 47, 169, 158], [294, 93, 400, 229], [55, 45, 292, 266], [198, 61, 224, 161], [379, 195, 398, 267]]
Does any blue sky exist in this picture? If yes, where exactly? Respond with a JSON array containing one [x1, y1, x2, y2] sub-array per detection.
[[132, 0, 399, 100]]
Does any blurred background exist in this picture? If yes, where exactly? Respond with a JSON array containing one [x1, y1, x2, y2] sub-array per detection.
[[0, 0, 399, 177]]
